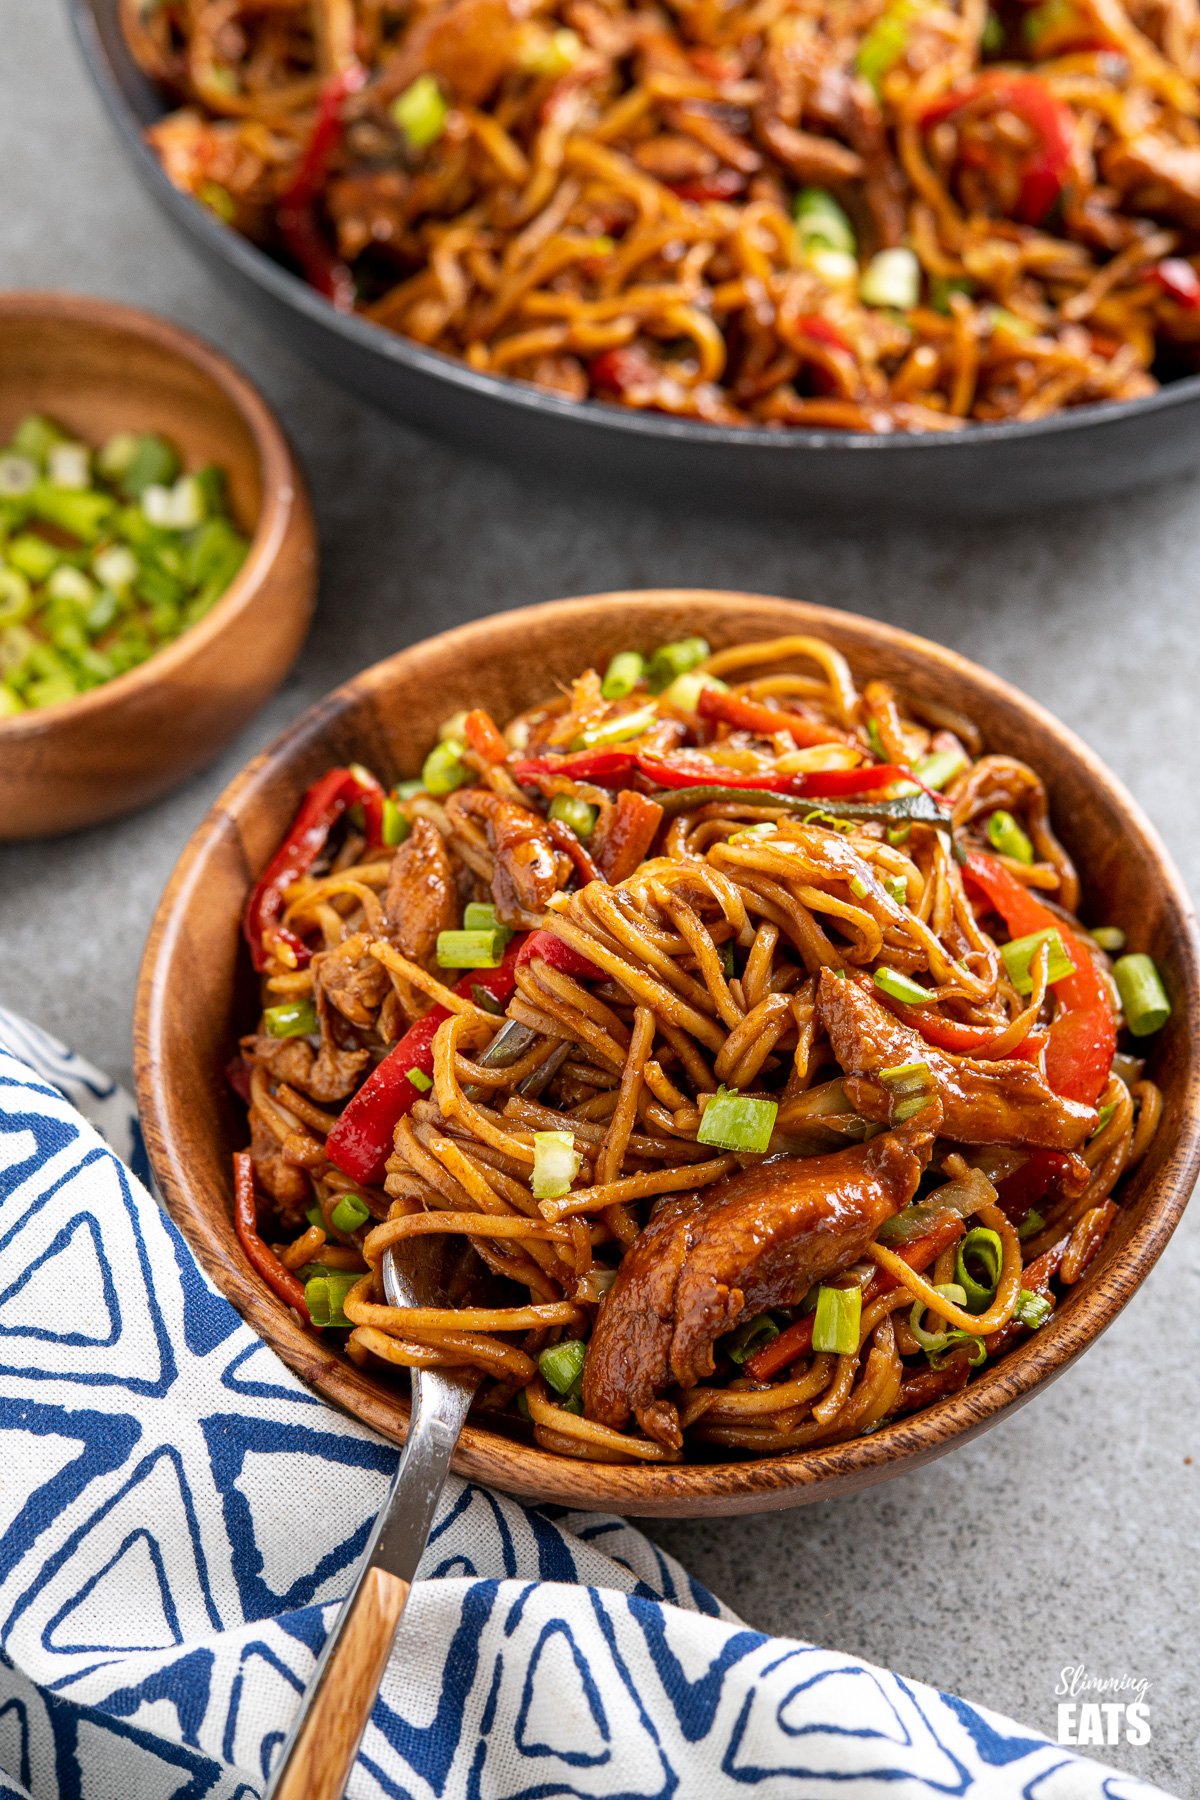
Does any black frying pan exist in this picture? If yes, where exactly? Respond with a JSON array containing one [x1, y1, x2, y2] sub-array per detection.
[[69, 0, 1200, 518]]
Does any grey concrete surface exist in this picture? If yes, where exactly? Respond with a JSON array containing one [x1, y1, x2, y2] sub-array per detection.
[[2, 1, 1198, 1790]]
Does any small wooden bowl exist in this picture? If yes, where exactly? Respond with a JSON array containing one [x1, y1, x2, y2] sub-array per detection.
[[135, 592, 1200, 1517], [0, 292, 317, 838]]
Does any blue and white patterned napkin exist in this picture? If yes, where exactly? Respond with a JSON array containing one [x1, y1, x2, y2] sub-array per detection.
[[0, 1005, 1173, 1800]]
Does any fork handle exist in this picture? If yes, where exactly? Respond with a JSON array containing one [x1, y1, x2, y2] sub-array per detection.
[[270, 1565, 410, 1800]]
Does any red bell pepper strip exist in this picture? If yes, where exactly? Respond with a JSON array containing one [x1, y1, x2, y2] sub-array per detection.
[[697, 687, 854, 749], [878, 987, 1050, 1061], [513, 748, 641, 787], [233, 1150, 311, 1320], [515, 930, 603, 981], [1153, 258, 1200, 311], [277, 65, 365, 309], [325, 936, 529, 1185], [963, 851, 1115, 1107], [243, 764, 386, 972], [636, 752, 915, 797], [463, 708, 508, 763], [590, 345, 662, 395], [921, 73, 1074, 225], [594, 791, 664, 883], [516, 746, 919, 799], [994, 1148, 1088, 1225], [667, 169, 747, 203]]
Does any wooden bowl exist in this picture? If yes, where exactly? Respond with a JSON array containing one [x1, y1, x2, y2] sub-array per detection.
[[135, 592, 1200, 1516], [0, 292, 317, 838]]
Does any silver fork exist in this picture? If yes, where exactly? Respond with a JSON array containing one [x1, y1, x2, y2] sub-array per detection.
[[265, 1016, 556, 1800]]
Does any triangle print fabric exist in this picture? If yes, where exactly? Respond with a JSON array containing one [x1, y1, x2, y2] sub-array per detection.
[[0, 1004, 1176, 1800]]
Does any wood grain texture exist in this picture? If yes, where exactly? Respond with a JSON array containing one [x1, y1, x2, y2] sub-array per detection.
[[271, 1566, 409, 1800], [0, 291, 317, 839], [134, 591, 1200, 1517]]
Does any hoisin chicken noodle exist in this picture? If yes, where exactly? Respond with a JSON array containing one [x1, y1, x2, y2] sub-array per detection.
[[125, 0, 1200, 431], [231, 631, 1169, 1461]]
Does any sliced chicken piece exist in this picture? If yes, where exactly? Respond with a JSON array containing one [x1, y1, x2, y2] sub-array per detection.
[[816, 968, 1095, 1150], [582, 1106, 940, 1445], [452, 788, 571, 926], [1102, 134, 1200, 232], [311, 930, 390, 1028], [383, 816, 458, 966]]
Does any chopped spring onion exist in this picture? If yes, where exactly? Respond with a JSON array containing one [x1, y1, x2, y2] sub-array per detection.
[[263, 999, 317, 1037], [1113, 953, 1171, 1037], [46, 565, 96, 607], [393, 778, 424, 802], [0, 454, 36, 498], [955, 1226, 1003, 1312], [859, 246, 921, 309], [47, 442, 91, 490], [1000, 928, 1075, 996], [982, 6, 1006, 50], [660, 669, 725, 713], [571, 700, 658, 748], [855, 0, 924, 90], [884, 875, 908, 906], [808, 247, 859, 292], [1017, 1207, 1045, 1241], [27, 482, 113, 541], [381, 796, 409, 847], [812, 1284, 862, 1355], [794, 187, 856, 256], [601, 649, 646, 700], [929, 274, 975, 313], [0, 568, 31, 625], [873, 966, 934, 1006], [697, 1085, 778, 1153], [305, 1201, 324, 1231], [1091, 925, 1126, 954], [879, 1059, 935, 1122], [142, 474, 207, 531], [304, 1271, 361, 1329], [391, 73, 448, 150], [532, 1129, 582, 1200], [719, 939, 737, 980], [330, 1192, 371, 1235], [887, 824, 912, 846], [96, 431, 139, 482], [916, 747, 968, 790], [986, 809, 1034, 865], [1013, 1288, 1053, 1330], [11, 414, 66, 465], [93, 543, 138, 592], [421, 738, 471, 794], [436, 927, 507, 969], [407, 1066, 433, 1092], [909, 1284, 986, 1366], [849, 875, 870, 900], [724, 1313, 782, 1365], [538, 1337, 586, 1395], [1091, 1101, 1116, 1138], [119, 433, 181, 499], [549, 793, 598, 840], [463, 900, 507, 935], [646, 635, 709, 693], [438, 709, 470, 742], [517, 24, 582, 75]]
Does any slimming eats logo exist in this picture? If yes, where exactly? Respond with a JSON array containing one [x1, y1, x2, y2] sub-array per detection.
[[1055, 1665, 1151, 1747]]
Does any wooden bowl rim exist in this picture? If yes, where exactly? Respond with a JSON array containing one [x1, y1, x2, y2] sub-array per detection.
[[136, 590, 1200, 1512], [0, 290, 305, 737]]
